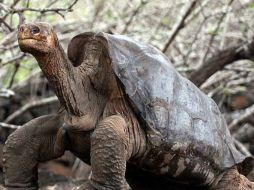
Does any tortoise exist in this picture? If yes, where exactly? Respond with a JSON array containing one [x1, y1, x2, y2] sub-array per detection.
[[3, 22, 254, 190]]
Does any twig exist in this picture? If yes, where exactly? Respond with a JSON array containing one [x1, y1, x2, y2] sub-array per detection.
[[162, 0, 198, 53], [90, 0, 105, 28], [148, 8, 171, 43], [226, 75, 254, 88], [200, 71, 234, 92], [46, 0, 59, 8], [0, 0, 21, 28], [234, 123, 254, 143], [0, 88, 15, 98], [12, 7, 69, 13], [219, 12, 230, 49], [185, 0, 210, 25], [0, 53, 25, 67], [234, 139, 252, 157], [26, 0, 30, 8], [8, 62, 20, 89], [189, 37, 254, 87], [72, 158, 82, 173], [4, 96, 58, 123], [0, 122, 20, 129], [229, 104, 254, 133], [184, 17, 208, 64], [121, 0, 147, 34], [0, 17, 13, 31], [181, 0, 211, 64], [201, 0, 234, 63], [11, 0, 78, 14]]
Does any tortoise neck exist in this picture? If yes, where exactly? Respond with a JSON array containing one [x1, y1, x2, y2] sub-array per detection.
[[36, 43, 73, 78], [34, 42, 109, 123], [36, 45, 83, 116]]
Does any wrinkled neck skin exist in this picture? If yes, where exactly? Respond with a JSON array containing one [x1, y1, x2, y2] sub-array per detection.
[[35, 40, 146, 158], [35, 42, 109, 130]]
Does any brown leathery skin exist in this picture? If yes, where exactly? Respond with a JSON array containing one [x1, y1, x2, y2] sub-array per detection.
[[3, 114, 66, 190], [64, 125, 92, 164], [74, 44, 146, 189], [35, 39, 108, 123], [211, 167, 254, 190], [90, 115, 130, 190], [5, 22, 252, 190], [18, 23, 56, 54], [11, 22, 147, 189], [19, 23, 109, 130], [72, 33, 254, 189], [103, 75, 147, 160]]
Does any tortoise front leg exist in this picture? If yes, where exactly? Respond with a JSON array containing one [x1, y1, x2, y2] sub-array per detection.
[[85, 115, 130, 190], [3, 114, 66, 190]]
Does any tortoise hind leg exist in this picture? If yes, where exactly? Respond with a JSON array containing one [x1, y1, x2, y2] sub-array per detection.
[[212, 167, 254, 190], [3, 114, 66, 190]]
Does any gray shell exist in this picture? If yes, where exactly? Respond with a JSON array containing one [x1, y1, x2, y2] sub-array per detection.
[[68, 32, 253, 178]]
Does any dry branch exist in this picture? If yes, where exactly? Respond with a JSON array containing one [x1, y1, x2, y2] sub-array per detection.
[[0, 54, 25, 67], [0, 88, 15, 98], [162, 0, 198, 53], [234, 139, 252, 157], [185, 0, 209, 26], [234, 124, 254, 143], [7, 61, 20, 88], [11, 0, 78, 14], [0, 122, 20, 129], [189, 38, 254, 87], [4, 96, 58, 123], [201, 0, 234, 63], [229, 104, 254, 133], [0, 17, 13, 31], [121, 0, 147, 34], [9, 0, 78, 18]]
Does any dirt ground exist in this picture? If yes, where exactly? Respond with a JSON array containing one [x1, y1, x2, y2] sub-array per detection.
[[0, 168, 209, 190]]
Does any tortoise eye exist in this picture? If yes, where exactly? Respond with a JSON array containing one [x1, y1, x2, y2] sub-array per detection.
[[31, 26, 40, 34]]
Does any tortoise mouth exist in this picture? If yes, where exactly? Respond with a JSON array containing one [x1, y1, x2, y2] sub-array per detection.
[[18, 37, 46, 43], [18, 38, 48, 50], [18, 37, 49, 54]]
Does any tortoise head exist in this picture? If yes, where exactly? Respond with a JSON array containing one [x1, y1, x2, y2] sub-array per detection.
[[18, 22, 58, 55]]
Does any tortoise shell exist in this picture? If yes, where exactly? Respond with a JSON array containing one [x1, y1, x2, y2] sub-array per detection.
[[68, 32, 253, 181]]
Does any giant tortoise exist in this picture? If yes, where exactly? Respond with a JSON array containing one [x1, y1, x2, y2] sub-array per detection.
[[2, 22, 254, 190]]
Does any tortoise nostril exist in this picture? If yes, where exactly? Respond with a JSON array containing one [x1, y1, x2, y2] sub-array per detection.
[[18, 26, 24, 32], [31, 26, 40, 34]]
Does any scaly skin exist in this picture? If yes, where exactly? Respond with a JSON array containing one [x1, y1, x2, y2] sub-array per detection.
[[3, 22, 253, 190], [3, 114, 66, 190], [89, 115, 130, 190], [211, 167, 254, 190]]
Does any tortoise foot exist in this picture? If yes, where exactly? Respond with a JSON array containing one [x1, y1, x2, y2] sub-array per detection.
[[238, 174, 254, 190], [212, 167, 254, 190]]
